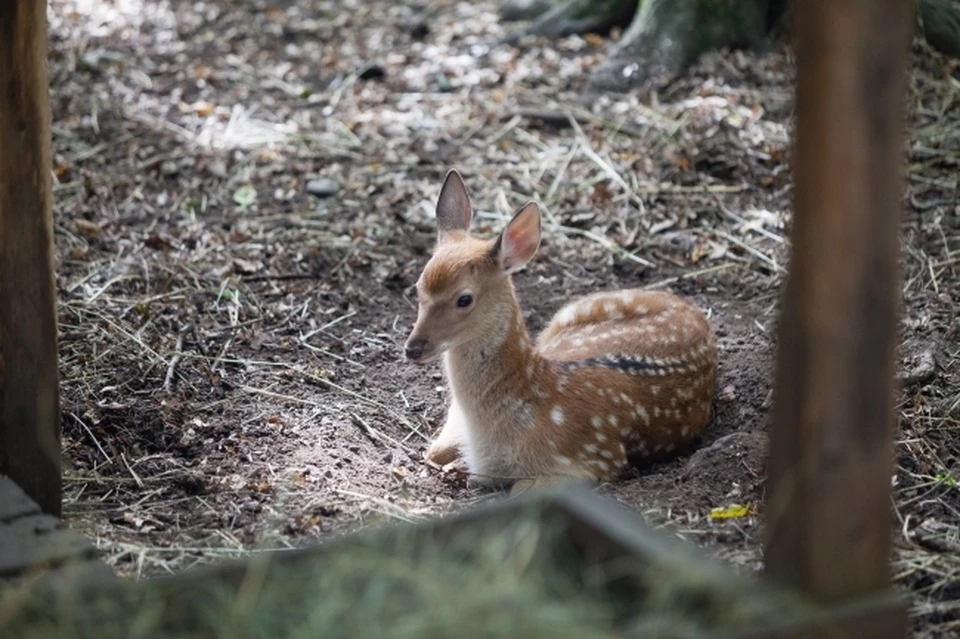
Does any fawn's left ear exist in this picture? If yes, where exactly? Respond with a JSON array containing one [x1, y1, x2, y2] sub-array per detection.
[[493, 201, 541, 273], [435, 169, 473, 241]]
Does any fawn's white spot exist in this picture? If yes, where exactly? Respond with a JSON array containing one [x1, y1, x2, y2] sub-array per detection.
[[681, 426, 691, 437], [596, 431, 607, 442], [591, 416, 603, 428], [602, 302, 622, 319], [608, 415, 618, 427], [555, 455, 572, 465], [619, 392, 632, 405], [600, 449, 614, 460], [654, 406, 662, 417], [614, 291, 636, 306], [514, 400, 534, 426], [636, 405, 650, 425], [551, 406, 565, 426], [584, 443, 598, 453], [553, 304, 579, 327], [650, 385, 659, 395]]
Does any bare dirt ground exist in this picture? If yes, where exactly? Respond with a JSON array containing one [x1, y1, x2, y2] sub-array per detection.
[[47, 0, 958, 636]]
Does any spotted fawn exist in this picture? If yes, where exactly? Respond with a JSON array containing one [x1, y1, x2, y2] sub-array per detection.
[[404, 170, 718, 494]]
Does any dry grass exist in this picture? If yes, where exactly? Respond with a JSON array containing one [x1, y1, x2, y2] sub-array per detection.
[[4, 501, 814, 639]]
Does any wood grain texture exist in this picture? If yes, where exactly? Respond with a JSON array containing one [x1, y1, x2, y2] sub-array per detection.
[[0, 476, 115, 614], [0, 473, 43, 521], [763, 0, 913, 623], [0, 1, 61, 516], [0, 477, 96, 579]]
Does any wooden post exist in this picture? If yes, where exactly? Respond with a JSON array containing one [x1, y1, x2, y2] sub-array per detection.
[[0, 1, 61, 516], [763, 0, 913, 618]]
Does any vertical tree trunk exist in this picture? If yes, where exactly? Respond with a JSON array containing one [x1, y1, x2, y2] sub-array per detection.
[[0, 1, 61, 516], [764, 0, 912, 621]]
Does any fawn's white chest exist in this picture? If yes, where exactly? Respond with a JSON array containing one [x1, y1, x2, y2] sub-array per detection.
[[442, 351, 537, 485]]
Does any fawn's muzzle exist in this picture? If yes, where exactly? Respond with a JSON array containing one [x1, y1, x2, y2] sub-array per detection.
[[405, 338, 427, 361]]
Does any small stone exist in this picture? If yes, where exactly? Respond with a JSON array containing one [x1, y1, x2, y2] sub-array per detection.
[[899, 349, 937, 387], [306, 178, 340, 198], [207, 160, 228, 179], [358, 64, 386, 81], [410, 22, 429, 40]]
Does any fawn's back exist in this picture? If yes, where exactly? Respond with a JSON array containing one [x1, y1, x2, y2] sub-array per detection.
[[405, 170, 718, 490]]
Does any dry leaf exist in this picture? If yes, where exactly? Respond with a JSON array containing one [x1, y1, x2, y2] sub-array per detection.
[[584, 33, 606, 47], [75, 218, 101, 237], [710, 503, 750, 520], [233, 258, 263, 274], [193, 101, 215, 117], [143, 234, 172, 250]]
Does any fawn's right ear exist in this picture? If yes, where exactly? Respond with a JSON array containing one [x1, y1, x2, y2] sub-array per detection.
[[493, 201, 541, 274], [435, 169, 472, 241]]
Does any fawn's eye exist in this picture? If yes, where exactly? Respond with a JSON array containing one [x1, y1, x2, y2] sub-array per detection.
[[456, 294, 473, 308]]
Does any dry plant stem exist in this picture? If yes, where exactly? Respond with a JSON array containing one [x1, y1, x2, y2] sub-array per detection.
[[162, 324, 191, 392]]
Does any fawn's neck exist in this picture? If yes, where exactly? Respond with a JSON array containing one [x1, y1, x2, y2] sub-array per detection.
[[442, 283, 543, 418]]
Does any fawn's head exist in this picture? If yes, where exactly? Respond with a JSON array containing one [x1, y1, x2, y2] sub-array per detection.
[[404, 170, 541, 363]]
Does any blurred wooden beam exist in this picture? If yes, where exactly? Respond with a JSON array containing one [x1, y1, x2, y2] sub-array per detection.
[[0, 1, 61, 516], [764, 0, 913, 621]]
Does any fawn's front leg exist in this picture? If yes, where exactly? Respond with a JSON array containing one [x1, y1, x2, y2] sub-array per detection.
[[425, 398, 467, 465]]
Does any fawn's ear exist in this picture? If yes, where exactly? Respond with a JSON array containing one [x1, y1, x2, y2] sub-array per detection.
[[435, 169, 473, 241], [493, 201, 541, 273]]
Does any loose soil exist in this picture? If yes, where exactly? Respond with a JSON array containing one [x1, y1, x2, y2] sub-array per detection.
[[45, 1, 959, 637]]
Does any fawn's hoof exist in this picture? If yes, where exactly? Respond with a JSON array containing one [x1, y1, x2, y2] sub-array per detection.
[[425, 442, 460, 466]]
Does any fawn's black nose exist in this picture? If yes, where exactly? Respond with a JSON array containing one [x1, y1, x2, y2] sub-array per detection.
[[405, 339, 426, 361]]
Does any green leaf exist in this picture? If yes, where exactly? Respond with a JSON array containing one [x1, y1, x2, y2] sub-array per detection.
[[233, 185, 258, 209]]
